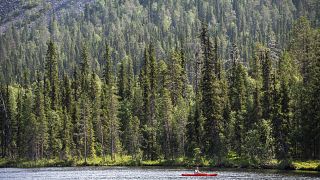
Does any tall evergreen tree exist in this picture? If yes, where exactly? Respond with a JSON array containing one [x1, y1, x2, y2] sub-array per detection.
[[159, 88, 174, 160], [105, 85, 121, 161], [60, 74, 72, 159], [45, 40, 59, 110], [140, 44, 159, 160], [168, 50, 183, 106], [0, 84, 9, 158], [127, 116, 140, 159], [103, 44, 113, 86], [261, 50, 272, 120], [228, 44, 248, 155], [80, 45, 90, 93], [34, 72, 48, 159], [200, 23, 223, 158]]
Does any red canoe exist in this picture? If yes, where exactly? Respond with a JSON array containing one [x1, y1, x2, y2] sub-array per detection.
[[181, 173, 218, 176]]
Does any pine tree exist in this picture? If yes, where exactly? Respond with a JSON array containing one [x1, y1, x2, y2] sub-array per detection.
[[100, 84, 108, 159], [79, 93, 95, 163], [71, 68, 81, 157], [101, 44, 121, 160], [118, 60, 126, 100], [180, 46, 188, 98], [228, 44, 248, 155], [60, 73, 72, 159], [78, 46, 96, 162], [45, 40, 59, 110], [0, 84, 9, 157], [80, 45, 90, 93], [61, 109, 72, 160], [89, 72, 102, 157], [118, 98, 132, 154], [34, 72, 48, 159], [250, 85, 262, 127], [186, 102, 204, 157], [300, 29, 320, 159], [289, 17, 312, 84], [105, 85, 121, 161], [168, 50, 183, 106], [200, 23, 223, 157], [248, 44, 263, 129], [140, 44, 159, 160], [307, 29, 320, 159], [271, 52, 297, 161], [103, 44, 113, 86], [62, 73, 72, 113], [158, 58, 186, 158], [118, 57, 135, 153], [261, 49, 272, 120], [16, 90, 24, 158], [159, 86, 174, 160], [289, 18, 318, 159], [118, 56, 134, 100], [21, 89, 39, 159], [7, 86, 18, 158], [172, 97, 189, 157], [127, 116, 140, 159], [47, 110, 62, 158], [270, 72, 285, 160], [148, 44, 158, 160]]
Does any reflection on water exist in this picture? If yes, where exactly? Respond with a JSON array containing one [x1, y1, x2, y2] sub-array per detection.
[[0, 166, 319, 180]]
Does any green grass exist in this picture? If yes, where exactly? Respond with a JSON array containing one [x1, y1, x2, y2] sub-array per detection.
[[293, 160, 320, 171]]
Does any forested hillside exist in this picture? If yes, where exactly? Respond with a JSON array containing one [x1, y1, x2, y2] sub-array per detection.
[[0, 0, 319, 167]]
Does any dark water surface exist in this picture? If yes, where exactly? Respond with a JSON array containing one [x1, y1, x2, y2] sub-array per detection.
[[0, 166, 319, 180]]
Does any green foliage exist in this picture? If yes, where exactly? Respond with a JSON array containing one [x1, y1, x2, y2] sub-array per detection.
[[192, 148, 202, 166], [127, 116, 141, 160], [47, 110, 62, 158], [158, 88, 174, 160], [186, 101, 204, 155], [200, 23, 224, 158], [293, 161, 320, 171], [0, 1, 319, 169], [243, 120, 273, 164], [45, 40, 59, 110]]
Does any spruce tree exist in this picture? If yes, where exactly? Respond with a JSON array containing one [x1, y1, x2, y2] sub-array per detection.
[[34, 72, 48, 159], [80, 45, 90, 93], [228, 44, 248, 155], [71, 68, 81, 157], [105, 85, 121, 161], [47, 110, 62, 158], [101, 44, 121, 160], [159, 88, 174, 160], [78, 46, 95, 162], [168, 50, 183, 106], [103, 44, 113, 86], [45, 40, 59, 110], [200, 23, 223, 158], [0, 84, 9, 157], [140, 44, 159, 160], [128, 116, 140, 159], [186, 102, 204, 157], [7, 86, 18, 158], [60, 74, 72, 159], [261, 50, 272, 120], [89, 72, 102, 157]]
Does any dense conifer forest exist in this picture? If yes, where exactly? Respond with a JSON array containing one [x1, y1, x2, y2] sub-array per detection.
[[0, 0, 319, 168]]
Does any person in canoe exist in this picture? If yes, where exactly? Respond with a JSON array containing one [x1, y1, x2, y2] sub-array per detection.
[[194, 166, 201, 174]]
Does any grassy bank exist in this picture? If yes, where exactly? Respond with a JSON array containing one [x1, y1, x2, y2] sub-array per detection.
[[0, 156, 319, 171]]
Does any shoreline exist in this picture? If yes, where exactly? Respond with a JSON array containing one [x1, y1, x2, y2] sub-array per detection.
[[0, 158, 319, 172]]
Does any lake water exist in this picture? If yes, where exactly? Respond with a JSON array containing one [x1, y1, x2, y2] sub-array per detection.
[[0, 166, 319, 180]]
